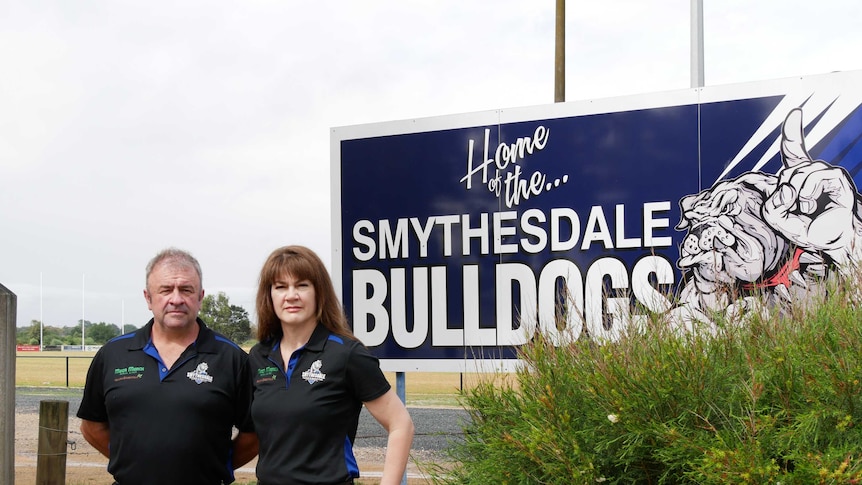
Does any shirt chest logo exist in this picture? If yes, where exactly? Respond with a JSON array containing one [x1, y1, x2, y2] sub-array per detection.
[[187, 362, 214, 384], [113, 365, 145, 382], [255, 365, 279, 384], [301, 360, 326, 384]]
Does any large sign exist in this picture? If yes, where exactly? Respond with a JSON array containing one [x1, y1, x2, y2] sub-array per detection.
[[331, 71, 862, 372]]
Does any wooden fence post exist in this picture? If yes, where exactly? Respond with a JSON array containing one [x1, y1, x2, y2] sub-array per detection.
[[0, 283, 16, 485], [36, 400, 68, 485]]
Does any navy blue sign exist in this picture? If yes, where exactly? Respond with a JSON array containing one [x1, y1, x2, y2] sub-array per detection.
[[333, 71, 862, 371]]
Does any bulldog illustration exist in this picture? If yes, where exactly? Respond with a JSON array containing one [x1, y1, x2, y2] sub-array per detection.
[[671, 108, 862, 329]]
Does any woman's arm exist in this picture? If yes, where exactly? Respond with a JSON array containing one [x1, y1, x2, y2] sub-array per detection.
[[364, 389, 415, 485]]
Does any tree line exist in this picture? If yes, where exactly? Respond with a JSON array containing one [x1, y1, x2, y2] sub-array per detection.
[[15, 292, 253, 346]]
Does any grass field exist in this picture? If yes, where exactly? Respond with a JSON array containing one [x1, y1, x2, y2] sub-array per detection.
[[15, 351, 513, 407], [16, 351, 95, 387]]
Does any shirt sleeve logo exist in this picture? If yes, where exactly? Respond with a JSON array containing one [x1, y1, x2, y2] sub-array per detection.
[[301, 360, 326, 384], [187, 362, 214, 384]]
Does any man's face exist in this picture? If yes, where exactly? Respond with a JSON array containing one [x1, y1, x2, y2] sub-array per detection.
[[144, 262, 204, 331]]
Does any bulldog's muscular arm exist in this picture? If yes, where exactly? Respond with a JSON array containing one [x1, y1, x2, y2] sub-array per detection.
[[762, 108, 862, 270]]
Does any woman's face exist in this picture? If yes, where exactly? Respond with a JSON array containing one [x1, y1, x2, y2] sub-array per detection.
[[270, 273, 317, 330]]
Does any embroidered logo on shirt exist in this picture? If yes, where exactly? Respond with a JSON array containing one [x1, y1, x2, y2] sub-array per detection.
[[301, 360, 326, 384], [113, 365, 145, 382], [187, 362, 214, 384], [255, 365, 279, 384], [256, 366, 279, 378]]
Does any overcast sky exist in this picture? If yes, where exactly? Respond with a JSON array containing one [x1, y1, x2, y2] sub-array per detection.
[[2, 0, 861, 330]]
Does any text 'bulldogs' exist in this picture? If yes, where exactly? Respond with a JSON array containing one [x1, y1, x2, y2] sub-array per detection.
[[352, 254, 677, 348]]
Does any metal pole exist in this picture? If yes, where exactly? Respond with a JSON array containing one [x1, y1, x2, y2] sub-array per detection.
[[395, 371, 407, 485], [81, 274, 85, 348], [690, 0, 705, 88], [554, 0, 566, 102], [40, 272, 44, 351]]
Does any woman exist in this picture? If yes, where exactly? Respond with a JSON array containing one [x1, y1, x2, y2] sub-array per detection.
[[249, 245, 414, 485]]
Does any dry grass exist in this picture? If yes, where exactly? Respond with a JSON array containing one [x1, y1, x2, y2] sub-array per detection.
[[382, 371, 518, 407], [15, 351, 95, 388]]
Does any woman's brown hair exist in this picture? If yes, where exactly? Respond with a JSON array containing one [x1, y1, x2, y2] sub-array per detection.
[[256, 245, 355, 343]]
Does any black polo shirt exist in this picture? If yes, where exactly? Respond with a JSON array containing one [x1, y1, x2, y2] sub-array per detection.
[[77, 318, 253, 485], [249, 324, 391, 485]]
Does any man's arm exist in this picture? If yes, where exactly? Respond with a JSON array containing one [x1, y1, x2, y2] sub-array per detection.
[[80, 419, 110, 458], [231, 431, 258, 468]]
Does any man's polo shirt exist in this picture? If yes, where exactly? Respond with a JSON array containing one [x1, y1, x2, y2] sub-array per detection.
[[77, 318, 253, 485], [249, 324, 391, 485]]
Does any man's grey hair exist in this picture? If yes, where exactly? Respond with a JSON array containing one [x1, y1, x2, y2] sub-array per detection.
[[145, 248, 203, 288]]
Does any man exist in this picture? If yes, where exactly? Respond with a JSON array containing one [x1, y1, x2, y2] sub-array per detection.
[[78, 248, 258, 485]]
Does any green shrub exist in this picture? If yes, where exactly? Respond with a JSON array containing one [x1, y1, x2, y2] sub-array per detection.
[[431, 281, 862, 484]]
